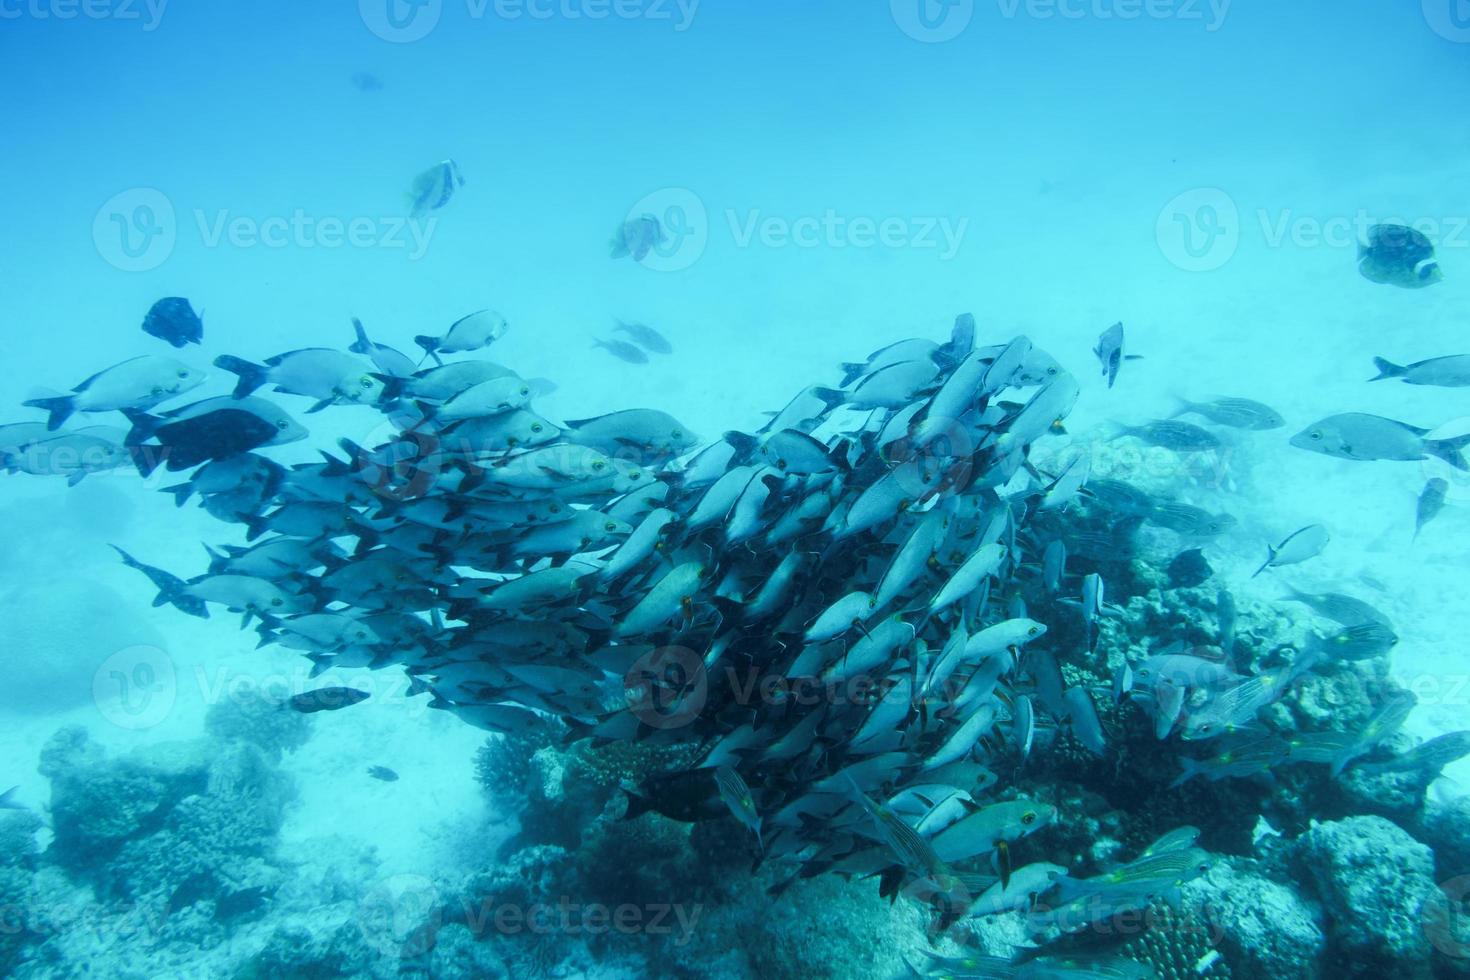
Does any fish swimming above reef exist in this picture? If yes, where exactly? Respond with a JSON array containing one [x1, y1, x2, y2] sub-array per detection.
[[141, 296, 205, 348], [1092, 321, 1140, 389], [1358, 223, 1443, 289], [1171, 395, 1283, 430], [407, 159, 464, 219], [8, 305, 1339, 957]]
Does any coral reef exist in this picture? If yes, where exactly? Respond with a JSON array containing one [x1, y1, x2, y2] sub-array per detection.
[[1296, 815, 1439, 978]]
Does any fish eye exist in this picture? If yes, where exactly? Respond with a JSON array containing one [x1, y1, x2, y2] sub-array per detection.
[[360, 377, 375, 389], [605, 521, 617, 531], [270, 597, 283, 607], [177, 370, 190, 378], [1022, 811, 1037, 825], [672, 430, 683, 439], [530, 424, 543, 433], [1027, 626, 1040, 636], [592, 461, 606, 471], [519, 386, 530, 396], [1309, 430, 1323, 441], [151, 386, 165, 396], [277, 420, 290, 430]]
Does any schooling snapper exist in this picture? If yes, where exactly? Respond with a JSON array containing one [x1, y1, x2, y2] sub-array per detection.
[[1, 304, 1451, 972]]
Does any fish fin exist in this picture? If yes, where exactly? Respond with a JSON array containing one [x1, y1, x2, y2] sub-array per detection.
[[413, 335, 440, 357], [1425, 433, 1470, 472], [22, 396, 75, 432], [809, 386, 849, 409], [722, 430, 761, 460], [305, 398, 337, 415], [349, 318, 373, 355], [66, 471, 87, 488], [162, 481, 193, 507], [997, 840, 1012, 889], [213, 355, 270, 398], [1369, 357, 1406, 382], [1168, 758, 1202, 789], [0, 787, 18, 809]]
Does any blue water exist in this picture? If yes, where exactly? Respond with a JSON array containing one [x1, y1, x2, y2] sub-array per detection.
[[3, 3, 1470, 977]]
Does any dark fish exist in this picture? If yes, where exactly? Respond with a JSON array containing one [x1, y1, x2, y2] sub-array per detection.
[[367, 765, 399, 782], [1166, 548, 1213, 589], [1358, 223, 1443, 289], [287, 687, 370, 714], [111, 546, 211, 619], [125, 406, 283, 476], [1415, 478, 1449, 541], [1082, 478, 1156, 517], [593, 338, 649, 364], [1114, 420, 1220, 452], [613, 321, 672, 355], [141, 297, 204, 348]]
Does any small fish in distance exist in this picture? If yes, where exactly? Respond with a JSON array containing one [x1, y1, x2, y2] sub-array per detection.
[[610, 213, 666, 262], [407, 159, 464, 220], [593, 338, 649, 364], [613, 320, 673, 354]]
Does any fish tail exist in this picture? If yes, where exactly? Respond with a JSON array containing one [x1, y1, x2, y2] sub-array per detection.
[[1368, 357, 1406, 382], [162, 481, 193, 507], [349, 318, 373, 355], [0, 786, 17, 809], [1168, 758, 1202, 789], [213, 355, 269, 398], [413, 335, 440, 357], [111, 545, 186, 612], [22, 395, 75, 432], [1426, 433, 1470, 472], [1250, 548, 1275, 579]]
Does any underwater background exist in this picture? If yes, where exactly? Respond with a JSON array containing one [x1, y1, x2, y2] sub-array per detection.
[[3, 1, 1470, 977]]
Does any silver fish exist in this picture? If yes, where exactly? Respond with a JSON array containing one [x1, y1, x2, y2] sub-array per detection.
[[25, 355, 205, 430], [1291, 413, 1470, 470], [1253, 524, 1330, 578]]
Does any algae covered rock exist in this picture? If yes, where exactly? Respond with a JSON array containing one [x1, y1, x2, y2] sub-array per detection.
[[1296, 815, 1438, 978], [1187, 860, 1325, 979]]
